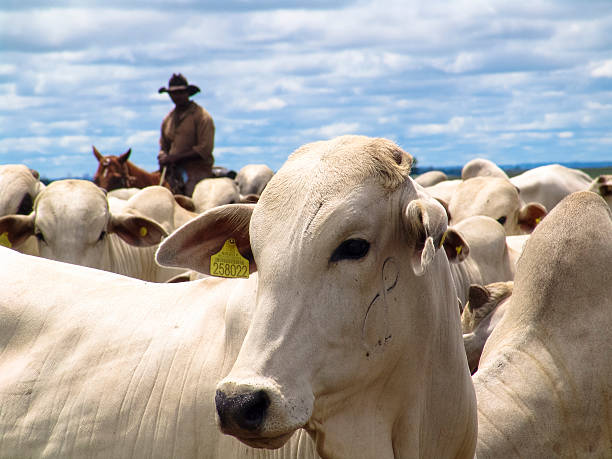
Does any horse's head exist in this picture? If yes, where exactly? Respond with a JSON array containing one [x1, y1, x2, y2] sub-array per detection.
[[92, 146, 133, 191]]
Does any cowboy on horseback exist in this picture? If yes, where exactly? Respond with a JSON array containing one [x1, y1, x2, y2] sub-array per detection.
[[157, 73, 215, 196]]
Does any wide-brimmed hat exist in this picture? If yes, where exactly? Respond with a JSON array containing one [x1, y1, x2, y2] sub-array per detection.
[[158, 73, 200, 96]]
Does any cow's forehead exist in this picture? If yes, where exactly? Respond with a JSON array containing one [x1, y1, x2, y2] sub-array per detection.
[[250, 136, 411, 257], [257, 135, 410, 207], [36, 180, 108, 219], [453, 178, 519, 213]]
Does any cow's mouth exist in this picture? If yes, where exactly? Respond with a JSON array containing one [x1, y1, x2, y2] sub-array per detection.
[[232, 430, 296, 449]]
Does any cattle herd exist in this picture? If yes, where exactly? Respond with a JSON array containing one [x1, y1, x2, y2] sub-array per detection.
[[0, 136, 610, 458]]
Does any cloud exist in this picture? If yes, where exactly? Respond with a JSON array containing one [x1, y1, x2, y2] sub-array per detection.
[[1, 0, 612, 179], [591, 60, 612, 78], [233, 97, 288, 112], [409, 117, 466, 136], [441, 53, 484, 74], [305, 122, 361, 139]]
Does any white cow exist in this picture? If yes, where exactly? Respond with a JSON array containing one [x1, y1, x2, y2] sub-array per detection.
[[474, 191, 612, 457], [461, 158, 508, 180], [505, 234, 530, 267], [449, 216, 516, 309], [114, 185, 198, 234], [0, 179, 182, 282], [205, 138, 610, 458], [109, 186, 196, 213], [192, 177, 258, 213], [180, 136, 477, 458], [107, 187, 141, 200], [0, 243, 320, 458], [509, 163, 593, 212], [114, 185, 201, 283], [461, 281, 513, 373], [0, 164, 46, 256], [448, 176, 547, 235], [413, 170, 448, 187], [235, 163, 274, 196], [424, 178, 461, 206]]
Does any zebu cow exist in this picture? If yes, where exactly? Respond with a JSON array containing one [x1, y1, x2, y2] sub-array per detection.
[[448, 176, 547, 235], [0, 243, 320, 458], [109, 186, 196, 213], [505, 234, 530, 267], [0, 180, 183, 282], [0, 164, 45, 256], [424, 178, 461, 206], [109, 185, 197, 234], [461, 281, 513, 374], [161, 135, 477, 457], [474, 191, 612, 457], [449, 216, 516, 309], [509, 163, 593, 212], [107, 187, 141, 200], [461, 158, 508, 180], [0, 164, 44, 216], [192, 177, 258, 214], [413, 170, 448, 187], [235, 164, 275, 196]]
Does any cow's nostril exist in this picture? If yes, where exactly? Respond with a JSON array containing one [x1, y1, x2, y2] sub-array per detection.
[[241, 390, 270, 428], [216, 389, 270, 432]]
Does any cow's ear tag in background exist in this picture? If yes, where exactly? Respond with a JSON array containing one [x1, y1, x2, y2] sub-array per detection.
[[0, 232, 11, 248], [210, 238, 249, 279]]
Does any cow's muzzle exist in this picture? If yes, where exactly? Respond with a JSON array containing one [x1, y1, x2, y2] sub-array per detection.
[[215, 377, 313, 449], [215, 388, 270, 433]]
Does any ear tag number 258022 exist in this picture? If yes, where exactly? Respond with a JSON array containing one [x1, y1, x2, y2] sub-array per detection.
[[210, 238, 249, 279]]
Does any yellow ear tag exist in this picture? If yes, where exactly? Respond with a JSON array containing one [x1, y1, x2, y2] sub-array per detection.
[[139, 227, 148, 237], [210, 238, 249, 279], [0, 232, 12, 248], [535, 217, 541, 225], [456, 245, 463, 256]]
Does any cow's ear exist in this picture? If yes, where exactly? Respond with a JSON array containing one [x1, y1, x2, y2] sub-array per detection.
[[441, 228, 469, 263], [466, 284, 490, 314], [0, 214, 35, 248], [403, 197, 448, 276], [108, 214, 167, 247], [93, 146, 103, 162], [156, 203, 255, 275], [240, 193, 260, 204], [173, 194, 195, 212], [518, 203, 547, 233], [433, 196, 451, 221]]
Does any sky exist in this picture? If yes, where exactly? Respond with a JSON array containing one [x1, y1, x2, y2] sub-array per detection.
[[1, 0, 611, 179]]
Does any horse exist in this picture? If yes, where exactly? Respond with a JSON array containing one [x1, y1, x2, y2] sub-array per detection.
[[92, 146, 238, 196], [92, 146, 169, 192]]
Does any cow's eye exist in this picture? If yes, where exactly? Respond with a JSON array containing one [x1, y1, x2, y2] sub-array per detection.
[[35, 231, 45, 243], [330, 238, 370, 262], [497, 216, 507, 225]]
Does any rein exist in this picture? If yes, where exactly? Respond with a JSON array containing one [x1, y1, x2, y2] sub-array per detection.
[[120, 161, 136, 188]]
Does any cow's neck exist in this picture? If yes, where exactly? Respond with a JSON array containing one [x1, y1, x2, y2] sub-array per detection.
[[307, 255, 478, 459]]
